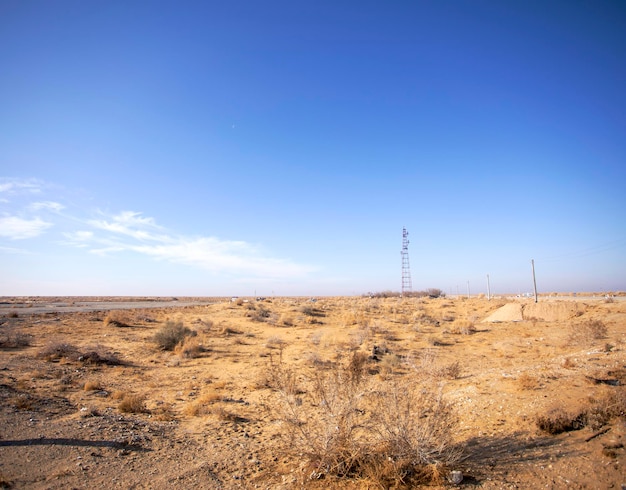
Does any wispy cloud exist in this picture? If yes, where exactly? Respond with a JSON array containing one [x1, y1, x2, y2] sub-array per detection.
[[73, 211, 315, 278], [0, 216, 53, 240], [0, 178, 43, 195], [88, 211, 170, 242], [29, 201, 65, 212], [0, 177, 315, 280]]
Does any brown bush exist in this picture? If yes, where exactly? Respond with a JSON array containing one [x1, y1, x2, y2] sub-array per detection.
[[569, 320, 607, 344], [153, 321, 195, 351], [117, 393, 147, 414], [272, 352, 462, 486], [536, 408, 586, 434]]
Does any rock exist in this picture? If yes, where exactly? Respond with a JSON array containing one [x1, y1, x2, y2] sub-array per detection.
[[449, 470, 463, 484]]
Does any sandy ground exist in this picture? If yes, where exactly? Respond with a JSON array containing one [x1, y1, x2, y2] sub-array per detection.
[[0, 296, 624, 489]]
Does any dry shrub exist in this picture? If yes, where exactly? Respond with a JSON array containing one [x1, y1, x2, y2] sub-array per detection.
[[153, 321, 195, 351], [265, 336, 287, 350], [103, 312, 131, 328], [517, 372, 541, 390], [415, 314, 440, 327], [379, 353, 401, 373], [247, 304, 271, 322], [586, 388, 626, 428], [449, 320, 476, 335], [83, 380, 103, 391], [0, 331, 32, 348], [536, 388, 626, 435], [11, 394, 34, 410], [118, 393, 147, 414], [185, 391, 223, 416], [175, 336, 205, 359], [37, 342, 123, 365], [279, 314, 295, 327], [569, 320, 607, 344], [37, 342, 79, 361], [437, 361, 462, 380], [272, 351, 461, 486], [562, 357, 576, 369], [152, 402, 176, 421], [536, 408, 586, 434]]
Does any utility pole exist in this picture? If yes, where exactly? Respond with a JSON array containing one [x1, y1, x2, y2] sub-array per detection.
[[467, 281, 470, 299], [531, 259, 538, 303], [401, 227, 412, 297], [486, 274, 491, 300]]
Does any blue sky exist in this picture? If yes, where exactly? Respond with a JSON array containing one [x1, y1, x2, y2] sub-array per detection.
[[1, 1, 625, 296]]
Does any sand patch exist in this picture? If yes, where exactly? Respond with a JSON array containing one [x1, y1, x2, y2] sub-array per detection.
[[482, 303, 524, 322]]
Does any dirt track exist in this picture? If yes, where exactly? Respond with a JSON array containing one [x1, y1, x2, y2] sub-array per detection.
[[0, 299, 217, 315]]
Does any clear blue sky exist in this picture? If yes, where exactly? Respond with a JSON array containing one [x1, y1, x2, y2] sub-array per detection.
[[1, 1, 625, 296]]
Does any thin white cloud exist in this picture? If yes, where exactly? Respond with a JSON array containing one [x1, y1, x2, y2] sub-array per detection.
[[0, 216, 53, 240], [61, 231, 94, 247], [72, 210, 315, 279], [0, 178, 43, 195], [88, 211, 170, 242], [29, 201, 65, 212], [131, 237, 314, 278]]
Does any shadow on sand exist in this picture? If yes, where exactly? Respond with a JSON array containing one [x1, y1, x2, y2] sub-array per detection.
[[0, 437, 149, 452]]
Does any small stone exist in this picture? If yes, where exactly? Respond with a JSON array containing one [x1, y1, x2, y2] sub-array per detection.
[[450, 470, 463, 484]]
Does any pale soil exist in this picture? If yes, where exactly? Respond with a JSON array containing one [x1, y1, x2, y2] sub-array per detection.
[[0, 296, 624, 489]]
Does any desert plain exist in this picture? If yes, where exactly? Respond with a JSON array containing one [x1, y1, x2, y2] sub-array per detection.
[[0, 294, 624, 489]]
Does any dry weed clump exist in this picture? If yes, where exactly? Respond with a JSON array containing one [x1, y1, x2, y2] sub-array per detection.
[[37, 343, 123, 365], [448, 320, 476, 335], [184, 391, 223, 417], [83, 380, 103, 391], [117, 393, 147, 414], [537, 387, 626, 435], [271, 351, 462, 486], [174, 336, 206, 359], [153, 321, 196, 351], [0, 330, 32, 348], [103, 312, 131, 328], [569, 320, 607, 344], [517, 372, 541, 390], [536, 407, 586, 434]]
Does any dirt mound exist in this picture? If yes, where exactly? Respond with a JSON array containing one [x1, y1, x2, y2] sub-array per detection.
[[523, 301, 586, 322], [483, 301, 587, 323], [482, 303, 524, 322]]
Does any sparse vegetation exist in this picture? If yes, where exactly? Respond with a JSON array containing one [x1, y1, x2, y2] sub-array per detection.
[[37, 342, 123, 365], [0, 295, 624, 488], [270, 351, 462, 486], [153, 320, 196, 350], [569, 319, 607, 344], [0, 330, 32, 348], [117, 393, 147, 414]]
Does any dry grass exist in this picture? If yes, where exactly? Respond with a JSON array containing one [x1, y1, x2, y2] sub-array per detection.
[[517, 372, 541, 390], [1, 295, 624, 489], [271, 351, 462, 486], [174, 336, 206, 358], [569, 319, 608, 344], [37, 342, 123, 365], [0, 330, 32, 348], [117, 393, 147, 414], [103, 312, 132, 328], [83, 380, 103, 391], [153, 320, 196, 350]]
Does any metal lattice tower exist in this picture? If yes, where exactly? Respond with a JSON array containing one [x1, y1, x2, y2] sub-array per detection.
[[401, 227, 412, 296]]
